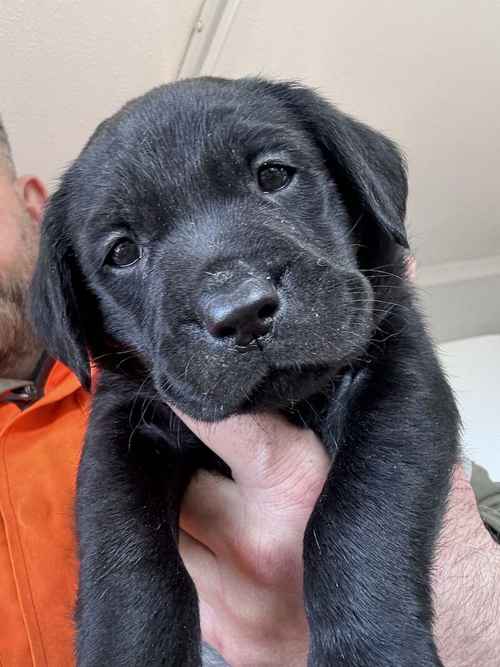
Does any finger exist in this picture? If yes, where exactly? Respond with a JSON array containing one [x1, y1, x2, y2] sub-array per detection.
[[180, 469, 240, 551], [180, 461, 326, 570], [170, 406, 329, 487], [178, 529, 220, 601], [178, 534, 228, 657]]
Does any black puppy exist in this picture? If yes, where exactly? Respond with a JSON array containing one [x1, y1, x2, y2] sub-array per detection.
[[31, 77, 459, 666]]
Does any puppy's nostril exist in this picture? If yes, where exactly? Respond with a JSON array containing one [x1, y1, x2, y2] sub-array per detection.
[[202, 277, 280, 344], [258, 302, 278, 320]]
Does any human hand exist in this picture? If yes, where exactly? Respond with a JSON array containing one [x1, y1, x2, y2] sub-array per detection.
[[433, 465, 500, 666], [176, 410, 330, 666], [177, 414, 500, 667]]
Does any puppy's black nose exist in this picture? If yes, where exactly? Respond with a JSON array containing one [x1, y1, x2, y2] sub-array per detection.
[[203, 278, 279, 347]]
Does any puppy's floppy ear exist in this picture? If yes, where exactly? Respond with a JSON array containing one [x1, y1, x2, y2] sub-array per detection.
[[272, 82, 409, 248], [30, 186, 91, 390]]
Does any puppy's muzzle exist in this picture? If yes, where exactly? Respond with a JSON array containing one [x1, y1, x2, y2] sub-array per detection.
[[200, 275, 280, 348]]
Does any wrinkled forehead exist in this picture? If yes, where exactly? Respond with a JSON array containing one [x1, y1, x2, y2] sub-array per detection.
[[98, 82, 308, 169], [74, 80, 319, 223]]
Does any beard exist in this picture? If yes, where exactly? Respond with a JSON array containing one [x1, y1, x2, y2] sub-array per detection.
[[0, 215, 42, 378]]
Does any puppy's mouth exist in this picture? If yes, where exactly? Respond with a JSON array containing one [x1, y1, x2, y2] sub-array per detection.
[[158, 357, 340, 422], [155, 323, 364, 421]]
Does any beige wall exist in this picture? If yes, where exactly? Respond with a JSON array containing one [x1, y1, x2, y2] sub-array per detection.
[[1, 0, 498, 340], [0, 0, 202, 188]]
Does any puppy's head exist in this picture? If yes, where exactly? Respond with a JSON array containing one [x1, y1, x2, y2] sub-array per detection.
[[31, 78, 408, 420]]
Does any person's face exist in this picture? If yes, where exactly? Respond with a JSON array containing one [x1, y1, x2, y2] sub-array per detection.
[[0, 161, 47, 376]]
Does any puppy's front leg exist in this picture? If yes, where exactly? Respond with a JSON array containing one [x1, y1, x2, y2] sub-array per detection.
[[75, 381, 200, 667], [303, 359, 457, 667]]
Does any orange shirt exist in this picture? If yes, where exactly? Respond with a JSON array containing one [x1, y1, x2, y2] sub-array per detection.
[[0, 361, 88, 667]]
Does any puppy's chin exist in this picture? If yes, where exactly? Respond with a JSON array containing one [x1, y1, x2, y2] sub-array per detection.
[[158, 363, 338, 422], [239, 363, 337, 413]]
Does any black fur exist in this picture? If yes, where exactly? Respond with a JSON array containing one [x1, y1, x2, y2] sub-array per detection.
[[31, 77, 459, 666]]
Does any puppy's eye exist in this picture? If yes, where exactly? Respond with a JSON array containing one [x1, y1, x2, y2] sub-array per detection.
[[106, 239, 142, 267], [257, 163, 295, 192]]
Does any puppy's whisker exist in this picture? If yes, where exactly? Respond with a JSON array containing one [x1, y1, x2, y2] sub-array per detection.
[[92, 348, 136, 363], [182, 350, 198, 382], [346, 214, 364, 236], [128, 376, 151, 432]]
